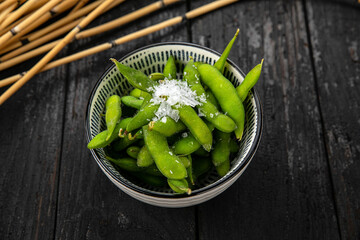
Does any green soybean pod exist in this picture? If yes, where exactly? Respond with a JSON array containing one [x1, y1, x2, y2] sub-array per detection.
[[216, 159, 230, 177], [198, 64, 245, 140], [149, 72, 165, 81], [187, 155, 194, 185], [179, 156, 190, 168], [183, 59, 236, 133], [192, 157, 212, 182], [129, 88, 152, 99], [212, 130, 231, 167], [105, 95, 122, 141], [236, 59, 264, 102], [214, 28, 239, 74], [111, 58, 155, 92], [177, 105, 213, 152], [137, 145, 154, 167], [229, 139, 239, 153], [126, 103, 159, 132], [87, 120, 123, 149], [163, 55, 177, 79], [132, 173, 167, 187], [193, 147, 210, 157], [106, 157, 142, 172], [112, 128, 142, 151], [173, 133, 201, 155], [148, 117, 186, 137], [205, 89, 220, 109], [126, 146, 140, 159], [121, 96, 143, 109], [143, 126, 187, 180], [167, 179, 191, 195], [143, 164, 163, 177]]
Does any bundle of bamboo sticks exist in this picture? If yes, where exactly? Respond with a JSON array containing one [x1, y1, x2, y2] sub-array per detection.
[[0, 0, 238, 105]]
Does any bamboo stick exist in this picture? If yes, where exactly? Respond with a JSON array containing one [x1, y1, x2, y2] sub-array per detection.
[[69, 0, 89, 14], [0, 0, 16, 14], [0, 0, 62, 47], [0, 0, 238, 91], [0, 0, 78, 52], [0, 0, 179, 69], [0, 10, 32, 36], [0, 0, 116, 105], [0, 19, 82, 65], [0, 2, 16, 26], [0, 0, 38, 29]]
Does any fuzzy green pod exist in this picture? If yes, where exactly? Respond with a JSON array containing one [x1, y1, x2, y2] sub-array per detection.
[[137, 145, 154, 167], [105, 95, 121, 141], [148, 117, 186, 137], [167, 179, 191, 194], [236, 59, 264, 102], [121, 96, 143, 109], [198, 64, 245, 140], [143, 126, 187, 180], [214, 29, 239, 74], [216, 159, 230, 177], [163, 56, 177, 79], [211, 130, 231, 167], [126, 146, 140, 159], [126, 102, 159, 132]]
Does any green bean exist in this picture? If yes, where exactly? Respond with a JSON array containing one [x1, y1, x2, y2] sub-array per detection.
[[143, 126, 187, 179], [212, 130, 231, 166], [198, 64, 245, 140], [163, 56, 177, 79], [126, 146, 140, 159], [177, 105, 213, 152], [137, 145, 154, 167], [183, 59, 237, 133], [216, 159, 230, 177], [214, 29, 239, 74], [148, 117, 186, 137], [111, 58, 155, 92], [236, 59, 264, 102], [105, 95, 121, 141], [121, 96, 143, 109], [167, 179, 191, 194], [149, 72, 165, 81], [126, 102, 159, 132]]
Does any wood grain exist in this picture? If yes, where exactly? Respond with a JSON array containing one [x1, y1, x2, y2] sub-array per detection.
[[190, 0, 340, 239], [304, 0, 360, 239]]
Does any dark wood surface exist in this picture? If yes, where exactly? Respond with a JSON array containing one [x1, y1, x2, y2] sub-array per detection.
[[0, 0, 359, 239]]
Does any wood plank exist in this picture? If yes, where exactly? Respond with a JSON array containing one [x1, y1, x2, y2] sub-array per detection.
[[54, 1, 196, 239], [304, 0, 360, 239], [190, 0, 340, 239], [0, 66, 67, 238]]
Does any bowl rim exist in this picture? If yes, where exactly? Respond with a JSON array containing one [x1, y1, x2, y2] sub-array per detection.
[[85, 41, 263, 199]]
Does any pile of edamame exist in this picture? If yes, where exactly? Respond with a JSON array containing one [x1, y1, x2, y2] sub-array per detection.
[[87, 29, 263, 194]]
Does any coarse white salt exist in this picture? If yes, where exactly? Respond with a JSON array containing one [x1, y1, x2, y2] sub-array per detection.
[[149, 79, 205, 122], [182, 132, 188, 138]]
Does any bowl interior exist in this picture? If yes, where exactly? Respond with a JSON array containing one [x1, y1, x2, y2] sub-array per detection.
[[86, 42, 261, 197]]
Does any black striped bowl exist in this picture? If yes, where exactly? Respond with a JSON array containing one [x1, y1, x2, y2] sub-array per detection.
[[86, 42, 263, 207]]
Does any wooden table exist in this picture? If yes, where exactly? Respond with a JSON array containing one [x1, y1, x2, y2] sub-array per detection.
[[1, 1, 359, 239]]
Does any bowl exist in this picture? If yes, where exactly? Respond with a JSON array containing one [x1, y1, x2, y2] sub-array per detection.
[[85, 42, 263, 208]]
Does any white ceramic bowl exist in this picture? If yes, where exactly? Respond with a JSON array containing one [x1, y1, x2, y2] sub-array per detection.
[[85, 42, 263, 208]]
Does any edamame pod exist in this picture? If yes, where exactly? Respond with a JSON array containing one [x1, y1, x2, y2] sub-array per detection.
[[167, 179, 191, 194], [236, 59, 264, 102], [214, 29, 239, 74], [143, 126, 187, 180], [126, 146, 140, 159], [205, 89, 220, 109], [163, 56, 177, 79], [177, 105, 213, 152], [179, 156, 191, 168], [105, 95, 121, 141], [211, 130, 231, 166], [187, 155, 194, 185], [129, 88, 152, 99], [216, 159, 230, 177], [229, 139, 239, 153], [111, 58, 155, 92], [173, 133, 201, 155], [107, 156, 163, 177], [183, 60, 236, 133], [112, 128, 143, 151], [149, 72, 165, 81], [137, 145, 154, 167], [192, 157, 212, 182], [198, 64, 245, 140], [87, 120, 123, 149], [126, 103, 159, 132], [132, 173, 167, 187], [148, 117, 186, 137], [121, 96, 143, 109]]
